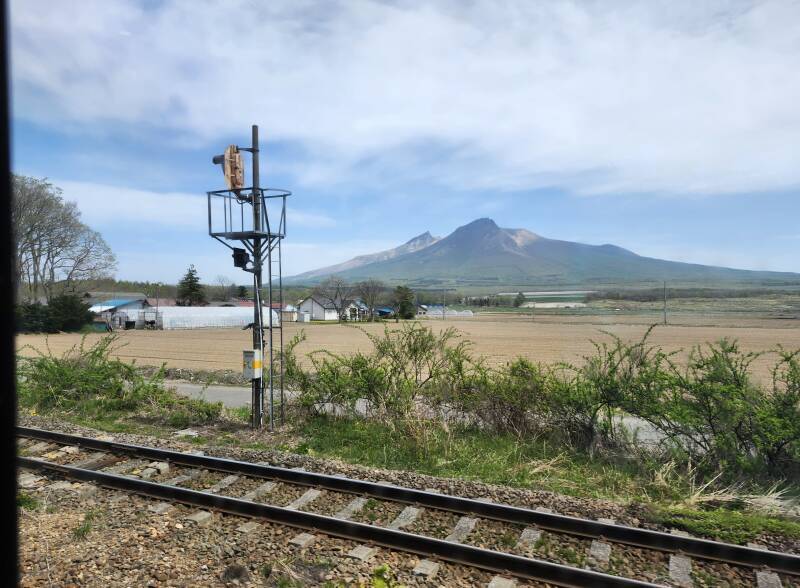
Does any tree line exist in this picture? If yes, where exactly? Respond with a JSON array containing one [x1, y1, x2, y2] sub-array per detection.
[[13, 175, 118, 332], [13, 175, 116, 302]]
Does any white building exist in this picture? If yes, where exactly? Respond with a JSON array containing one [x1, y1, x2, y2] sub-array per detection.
[[297, 297, 369, 321], [297, 297, 340, 321], [96, 304, 279, 330], [88, 297, 148, 314]]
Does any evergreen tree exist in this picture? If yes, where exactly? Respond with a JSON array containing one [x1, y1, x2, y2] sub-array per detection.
[[16, 302, 52, 333], [48, 294, 93, 331], [237, 285, 248, 298], [176, 265, 207, 306], [514, 291, 526, 307], [15, 294, 92, 333], [393, 285, 415, 319]]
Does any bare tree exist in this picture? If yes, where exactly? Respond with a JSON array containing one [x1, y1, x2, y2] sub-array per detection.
[[312, 276, 352, 322], [13, 175, 116, 301], [215, 275, 236, 300], [356, 278, 385, 321]]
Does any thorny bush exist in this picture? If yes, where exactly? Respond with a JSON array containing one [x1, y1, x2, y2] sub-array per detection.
[[284, 322, 800, 481]]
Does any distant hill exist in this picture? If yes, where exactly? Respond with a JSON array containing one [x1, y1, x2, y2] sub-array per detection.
[[286, 218, 800, 287]]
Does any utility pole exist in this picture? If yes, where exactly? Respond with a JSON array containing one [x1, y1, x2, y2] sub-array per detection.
[[207, 125, 290, 430], [663, 281, 667, 325], [250, 125, 265, 430], [442, 288, 446, 320]]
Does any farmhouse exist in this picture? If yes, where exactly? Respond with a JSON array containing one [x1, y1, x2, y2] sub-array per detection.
[[88, 297, 149, 314], [88, 297, 151, 329], [297, 296, 338, 321], [346, 299, 369, 321], [297, 296, 368, 321]]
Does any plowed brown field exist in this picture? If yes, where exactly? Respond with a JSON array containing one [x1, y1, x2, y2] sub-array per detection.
[[16, 316, 800, 383]]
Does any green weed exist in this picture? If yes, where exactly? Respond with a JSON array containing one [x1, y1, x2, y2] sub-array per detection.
[[653, 506, 800, 544], [17, 492, 40, 510]]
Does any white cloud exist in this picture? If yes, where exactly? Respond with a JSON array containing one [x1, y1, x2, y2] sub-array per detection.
[[11, 1, 800, 196], [57, 180, 206, 229], [56, 180, 335, 231]]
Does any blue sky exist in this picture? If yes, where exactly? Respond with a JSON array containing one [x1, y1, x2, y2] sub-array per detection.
[[10, 1, 800, 284]]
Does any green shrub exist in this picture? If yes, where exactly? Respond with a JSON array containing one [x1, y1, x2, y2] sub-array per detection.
[[18, 335, 157, 413], [624, 340, 800, 478], [764, 348, 800, 470], [16, 294, 93, 333], [18, 334, 222, 426], [284, 322, 800, 481], [444, 358, 548, 438], [161, 396, 223, 427], [287, 323, 476, 422]]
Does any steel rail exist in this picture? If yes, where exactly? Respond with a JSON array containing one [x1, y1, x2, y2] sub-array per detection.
[[18, 456, 656, 588], [17, 426, 800, 576]]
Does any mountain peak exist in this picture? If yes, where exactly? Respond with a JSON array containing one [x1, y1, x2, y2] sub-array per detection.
[[466, 218, 498, 229], [405, 231, 438, 246], [452, 218, 500, 236]]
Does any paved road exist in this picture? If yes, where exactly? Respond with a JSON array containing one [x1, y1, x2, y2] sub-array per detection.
[[170, 381, 252, 408]]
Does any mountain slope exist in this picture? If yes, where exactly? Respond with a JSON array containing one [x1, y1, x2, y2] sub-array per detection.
[[287, 218, 799, 286], [291, 231, 440, 280]]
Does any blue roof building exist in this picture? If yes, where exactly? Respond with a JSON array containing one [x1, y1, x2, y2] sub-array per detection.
[[88, 298, 149, 313]]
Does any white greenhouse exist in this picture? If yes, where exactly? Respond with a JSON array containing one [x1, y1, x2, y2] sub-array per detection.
[[112, 306, 280, 330], [423, 306, 474, 319]]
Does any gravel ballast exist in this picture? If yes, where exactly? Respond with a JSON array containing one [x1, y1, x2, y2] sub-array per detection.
[[17, 415, 800, 586]]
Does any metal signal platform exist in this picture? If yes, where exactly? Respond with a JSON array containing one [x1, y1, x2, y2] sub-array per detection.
[[207, 125, 291, 430]]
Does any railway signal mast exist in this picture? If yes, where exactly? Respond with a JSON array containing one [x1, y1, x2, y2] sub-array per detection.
[[207, 125, 291, 430]]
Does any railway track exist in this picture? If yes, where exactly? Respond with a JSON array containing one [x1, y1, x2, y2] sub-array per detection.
[[17, 426, 800, 587]]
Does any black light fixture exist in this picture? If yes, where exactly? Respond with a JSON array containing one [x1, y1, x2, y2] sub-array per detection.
[[232, 247, 250, 269]]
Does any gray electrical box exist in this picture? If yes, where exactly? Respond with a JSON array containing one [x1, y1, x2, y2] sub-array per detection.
[[242, 349, 262, 380]]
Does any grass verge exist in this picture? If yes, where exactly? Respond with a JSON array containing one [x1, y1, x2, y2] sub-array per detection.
[[294, 415, 800, 544], [652, 506, 800, 544], [296, 415, 684, 502]]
